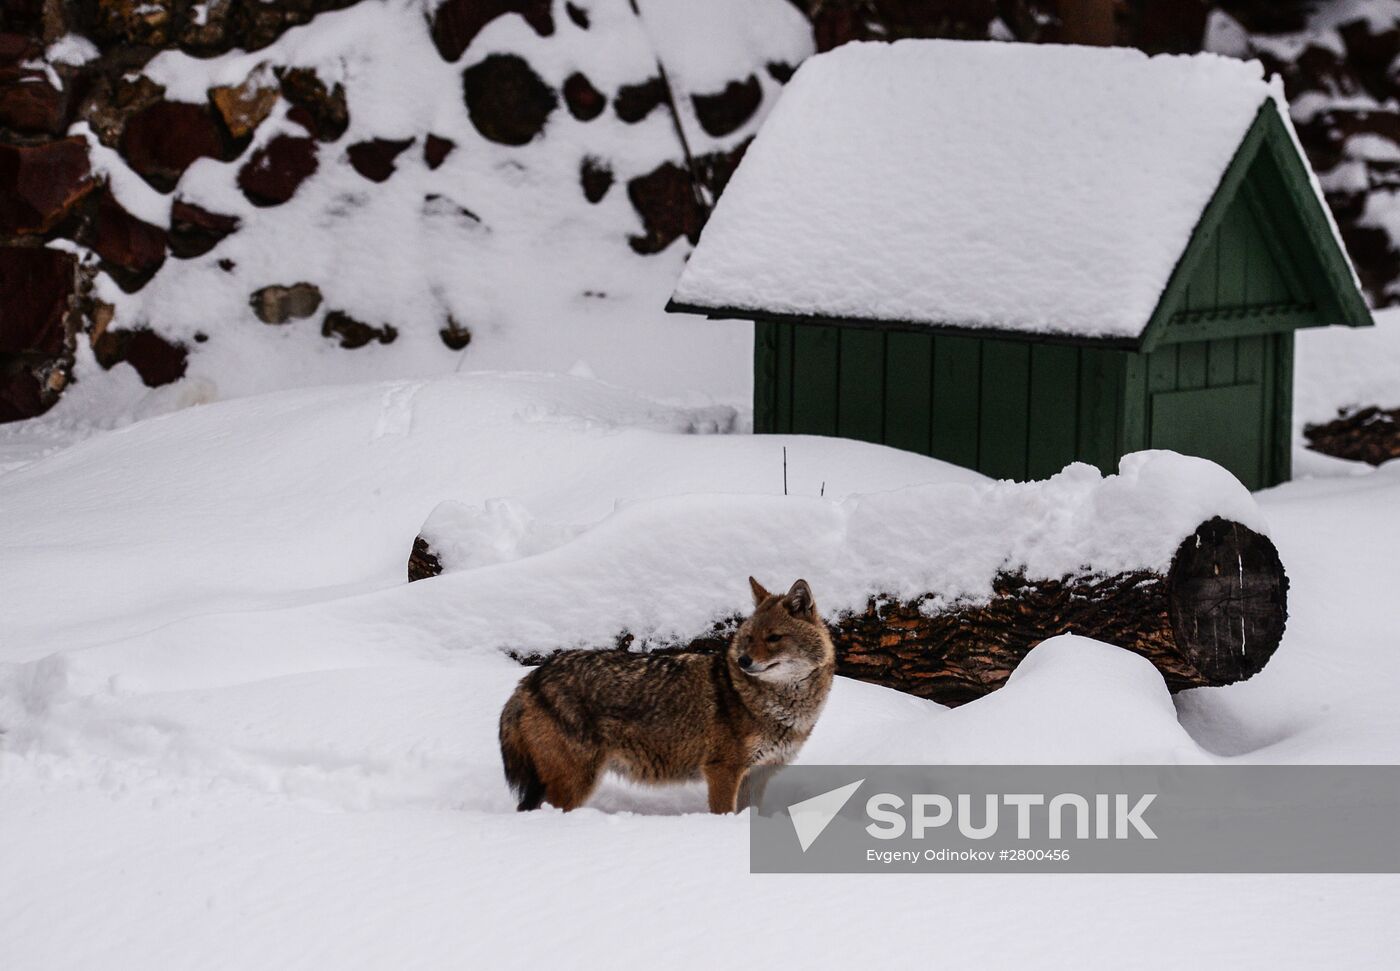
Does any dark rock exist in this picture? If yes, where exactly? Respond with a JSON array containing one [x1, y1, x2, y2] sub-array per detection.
[[808, 0, 998, 51], [579, 155, 612, 203], [120, 101, 225, 191], [565, 2, 588, 30], [627, 160, 707, 254], [1338, 19, 1400, 103], [440, 317, 471, 350], [462, 54, 556, 145], [407, 535, 442, 581], [0, 75, 66, 135], [0, 0, 45, 35], [1119, 0, 1209, 55], [78, 73, 165, 149], [0, 36, 68, 135], [0, 138, 94, 235], [1289, 44, 1361, 105], [691, 74, 762, 138], [80, 0, 175, 48], [92, 327, 187, 387], [321, 310, 397, 348], [766, 61, 796, 83], [0, 33, 36, 64], [563, 72, 604, 121], [178, 0, 234, 51], [278, 68, 348, 141], [1216, 0, 1313, 34], [430, 0, 554, 63], [347, 136, 415, 182], [250, 282, 322, 323], [0, 366, 46, 423], [614, 76, 667, 124], [209, 70, 279, 140], [0, 246, 77, 357], [169, 199, 240, 258], [1295, 108, 1400, 174], [83, 188, 168, 292], [424, 133, 455, 169], [238, 134, 318, 206], [694, 138, 751, 198], [1335, 222, 1397, 309]]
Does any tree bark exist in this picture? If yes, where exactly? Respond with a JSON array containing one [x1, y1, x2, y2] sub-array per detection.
[[834, 518, 1287, 704]]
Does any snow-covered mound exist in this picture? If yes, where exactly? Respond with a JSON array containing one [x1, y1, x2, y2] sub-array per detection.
[[0, 372, 974, 664], [673, 40, 1308, 339], [1296, 306, 1400, 423], [3, 371, 1400, 967], [808, 635, 1209, 766]]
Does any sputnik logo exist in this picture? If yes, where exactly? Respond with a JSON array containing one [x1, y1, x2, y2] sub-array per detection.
[[787, 779, 864, 852]]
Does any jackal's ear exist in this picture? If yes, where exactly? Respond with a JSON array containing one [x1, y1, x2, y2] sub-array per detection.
[[783, 579, 816, 619], [749, 576, 772, 607]]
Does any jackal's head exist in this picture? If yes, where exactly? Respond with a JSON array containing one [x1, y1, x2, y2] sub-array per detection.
[[731, 578, 835, 683]]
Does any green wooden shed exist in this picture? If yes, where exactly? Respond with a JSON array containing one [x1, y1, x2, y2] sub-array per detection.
[[666, 41, 1374, 489]]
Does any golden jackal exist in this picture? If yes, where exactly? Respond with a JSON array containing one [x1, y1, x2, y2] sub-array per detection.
[[498, 578, 835, 813]]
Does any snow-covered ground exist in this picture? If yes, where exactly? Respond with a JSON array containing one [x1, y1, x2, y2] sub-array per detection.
[[2, 368, 1399, 967]]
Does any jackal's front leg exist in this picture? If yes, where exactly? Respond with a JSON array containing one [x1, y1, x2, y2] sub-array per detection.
[[703, 762, 744, 814]]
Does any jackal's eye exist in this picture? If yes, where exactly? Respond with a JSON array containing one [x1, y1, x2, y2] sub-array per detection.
[[764, 634, 783, 643]]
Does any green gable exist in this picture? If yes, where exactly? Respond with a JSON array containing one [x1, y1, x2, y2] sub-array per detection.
[[1141, 101, 1373, 350]]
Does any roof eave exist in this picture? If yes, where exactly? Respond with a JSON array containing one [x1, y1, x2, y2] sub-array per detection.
[[664, 299, 1144, 351]]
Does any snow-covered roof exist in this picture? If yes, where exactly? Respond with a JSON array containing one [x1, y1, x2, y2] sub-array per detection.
[[670, 40, 1293, 342]]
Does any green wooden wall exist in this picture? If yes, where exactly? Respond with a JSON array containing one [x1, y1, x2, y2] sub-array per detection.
[[754, 321, 1293, 490], [754, 321, 1129, 481], [1123, 333, 1293, 490]]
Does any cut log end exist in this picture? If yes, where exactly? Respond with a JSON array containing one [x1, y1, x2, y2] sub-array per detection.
[[1166, 517, 1288, 687]]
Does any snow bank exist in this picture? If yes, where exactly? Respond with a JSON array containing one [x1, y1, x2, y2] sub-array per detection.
[[410, 449, 1265, 657], [673, 40, 1277, 340], [0, 372, 977, 663], [1295, 307, 1400, 424], [808, 636, 1208, 766], [2, 370, 1399, 968]]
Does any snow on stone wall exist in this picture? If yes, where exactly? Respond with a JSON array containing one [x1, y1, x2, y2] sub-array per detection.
[[0, 0, 811, 422], [4, 0, 1399, 425], [1205, 2, 1400, 308]]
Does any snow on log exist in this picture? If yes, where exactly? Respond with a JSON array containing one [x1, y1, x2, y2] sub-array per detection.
[[406, 453, 1288, 705]]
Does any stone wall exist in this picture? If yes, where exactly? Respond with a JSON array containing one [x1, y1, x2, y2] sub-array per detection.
[[2, 0, 1397, 423]]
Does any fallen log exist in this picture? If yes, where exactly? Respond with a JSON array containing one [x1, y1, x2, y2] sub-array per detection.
[[407, 456, 1289, 706], [831, 517, 1286, 704], [415, 515, 1287, 706], [1304, 406, 1400, 466]]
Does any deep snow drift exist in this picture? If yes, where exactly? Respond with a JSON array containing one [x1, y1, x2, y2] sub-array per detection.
[[2, 372, 1398, 967]]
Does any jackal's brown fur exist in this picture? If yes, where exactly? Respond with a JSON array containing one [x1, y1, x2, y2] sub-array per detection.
[[499, 578, 835, 813]]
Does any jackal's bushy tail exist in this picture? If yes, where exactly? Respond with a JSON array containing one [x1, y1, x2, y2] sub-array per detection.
[[499, 692, 546, 811]]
